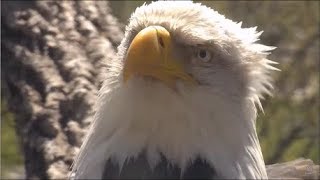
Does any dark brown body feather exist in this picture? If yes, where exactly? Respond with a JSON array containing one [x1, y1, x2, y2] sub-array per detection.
[[102, 152, 217, 179]]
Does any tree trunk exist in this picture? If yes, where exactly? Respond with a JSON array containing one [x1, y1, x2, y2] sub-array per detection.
[[1, 1, 123, 179]]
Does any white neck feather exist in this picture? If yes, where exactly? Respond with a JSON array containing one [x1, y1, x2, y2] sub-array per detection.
[[73, 79, 268, 179]]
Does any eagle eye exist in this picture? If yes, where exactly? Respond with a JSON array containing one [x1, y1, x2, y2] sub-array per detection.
[[197, 49, 211, 62]]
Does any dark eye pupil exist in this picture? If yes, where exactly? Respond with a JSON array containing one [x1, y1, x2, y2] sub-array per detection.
[[199, 50, 207, 58]]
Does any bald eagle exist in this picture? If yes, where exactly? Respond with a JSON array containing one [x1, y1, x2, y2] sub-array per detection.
[[71, 1, 280, 179]]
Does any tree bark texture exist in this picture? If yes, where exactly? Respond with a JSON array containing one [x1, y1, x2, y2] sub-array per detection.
[[1, 1, 123, 179], [1, 1, 319, 180]]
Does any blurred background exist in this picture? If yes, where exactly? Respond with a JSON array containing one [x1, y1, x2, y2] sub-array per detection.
[[1, 1, 319, 178]]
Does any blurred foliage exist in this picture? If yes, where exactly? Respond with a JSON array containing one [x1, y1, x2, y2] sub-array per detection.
[[1, 100, 23, 178], [1, 2, 318, 175]]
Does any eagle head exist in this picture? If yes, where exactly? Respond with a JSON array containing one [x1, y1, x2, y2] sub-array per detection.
[[72, 1, 278, 179]]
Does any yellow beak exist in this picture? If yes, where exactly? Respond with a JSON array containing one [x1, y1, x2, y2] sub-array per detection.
[[123, 26, 195, 87]]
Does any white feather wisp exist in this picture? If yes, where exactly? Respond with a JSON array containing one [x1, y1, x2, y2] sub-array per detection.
[[71, 1, 278, 179]]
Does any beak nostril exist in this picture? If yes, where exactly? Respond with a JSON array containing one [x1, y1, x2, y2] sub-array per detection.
[[154, 27, 165, 48], [158, 37, 165, 48]]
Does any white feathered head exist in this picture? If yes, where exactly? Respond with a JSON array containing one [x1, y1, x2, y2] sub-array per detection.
[[73, 1, 278, 179], [106, 1, 278, 107]]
